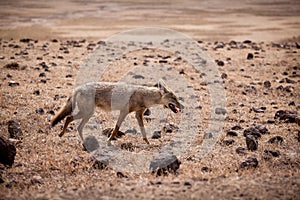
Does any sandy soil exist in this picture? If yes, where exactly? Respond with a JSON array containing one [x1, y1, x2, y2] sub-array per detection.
[[0, 0, 300, 199]]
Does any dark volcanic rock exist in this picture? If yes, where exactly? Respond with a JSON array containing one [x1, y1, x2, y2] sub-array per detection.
[[264, 149, 280, 157], [247, 53, 254, 60], [227, 130, 238, 137], [4, 62, 19, 70], [268, 136, 284, 144], [263, 81, 271, 88], [0, 136, 16, 166], [243, 127, 261, 139], [7, 120, 23, 140], [120, 142, 135, 152], [274, 110, 298, 123], [150, 154, 181, 176], [236, 147, 247, 155], [246, 135, 258, 151], [240, 157, 258, 169], [162, 123, 179, 133], [215, 107, 227, 115], [231, 125, 243, 130], [223, 139, 235, 146], [83, 135, 99, 152], [255, 124, 269, 134], [152, 131, 161, 139], [102, 128, 125, 140]]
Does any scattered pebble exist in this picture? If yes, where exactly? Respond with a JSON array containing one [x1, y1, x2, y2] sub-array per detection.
[[247, 53, 254, 60], [0, 135, 16, 166], [120, 142, 134, 152], [227, 130, 238, 137], [274, 110, 298, 123], [152, 131, 161, 139], [8, 81, 19, 87], [236, 147, 247, 155], [223, 139, 235, 146], [246, 135, 258, 151], [102, 128, 125, 140], [150, 154, 181, 176], [7, 120, 23, 140], [264, 149, 280, 157], [36, 108, 45, 115], [116, 172, 128, 178], [83, 135, 99, 152], [268, 136, 284, 144], [240, 157, 258, 169], [215, 107, 227, 115]]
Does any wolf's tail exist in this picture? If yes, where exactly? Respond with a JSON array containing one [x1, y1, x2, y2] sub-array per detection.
[[51, 96, 73, 127]]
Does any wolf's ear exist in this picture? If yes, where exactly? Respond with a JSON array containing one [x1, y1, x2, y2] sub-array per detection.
[[155, 79, 169, 94]]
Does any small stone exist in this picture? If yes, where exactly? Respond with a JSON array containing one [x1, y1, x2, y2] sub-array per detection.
[[251, 107, 266, 113], [36, 108, 45, 115], [4, 62, 19, 70], [223, 139, 235, 146], [31, 175, 42, 184], [240, 157, 258, 169], [0, 135, 16, 166], [8, 81, 19, 87], [33, 90, 40, 95], [7, 120, 23, 140], [255, 124, 269, 134], [227, 131, 238, 137], [162, 123, 179, 133], [102, 128, 125, 140], [83, 135, 99, 152], [221, 73, 227, 79], [144, 109, 151, 116], [184, 182, 192, 187], [247, 53, 254, 60], [152, 131, 161, 139], [243, 40, 252, 44], [150, 154, 181, 176], [217, 60, 224, 66], [263, 81, 271, 88], [201, 166, 209, 172], [268, 136, 284, 144], [132, 74, 145, 79], [215, 107, 227, 115], [232, 125, 243, 130], [116, 172, 127, 178], [120, 142, 134, 152], [243, 127, 261, 139], [39, 72, 46, 77], [274, 110, 297, 123], [236, 147, 247, 155], [264, 150, 280, 157], [246, 135, 258, 151]]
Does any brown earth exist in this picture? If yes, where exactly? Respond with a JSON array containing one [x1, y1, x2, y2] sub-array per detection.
[[0, 0, 300, 199]]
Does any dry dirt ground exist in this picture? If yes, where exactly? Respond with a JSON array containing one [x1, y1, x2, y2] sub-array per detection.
[[0, 0, 300, 200]]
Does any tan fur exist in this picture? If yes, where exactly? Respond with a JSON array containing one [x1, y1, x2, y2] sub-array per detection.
[[51, 81, 182, 144]]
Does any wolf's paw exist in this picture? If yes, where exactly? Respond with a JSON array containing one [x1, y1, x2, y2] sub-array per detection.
[[143, 138, 150, 145]]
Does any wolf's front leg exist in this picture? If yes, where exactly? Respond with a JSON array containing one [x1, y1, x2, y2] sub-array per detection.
[[135, 110, 150, 145]]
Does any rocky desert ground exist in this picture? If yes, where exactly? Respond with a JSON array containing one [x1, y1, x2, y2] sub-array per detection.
[[0, 0, 300, 199]]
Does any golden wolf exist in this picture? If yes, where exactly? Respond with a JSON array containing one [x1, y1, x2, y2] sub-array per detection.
[[51, 81, 183, 144]]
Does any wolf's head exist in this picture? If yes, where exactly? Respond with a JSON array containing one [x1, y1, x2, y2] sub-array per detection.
[[156, 80, 183, 113]]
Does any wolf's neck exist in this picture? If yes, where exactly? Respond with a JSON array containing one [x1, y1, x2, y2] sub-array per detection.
[[145, 89, 163, 107]]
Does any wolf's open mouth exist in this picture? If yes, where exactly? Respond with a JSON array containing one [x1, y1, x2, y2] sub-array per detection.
[[168, 103, 179, 113]]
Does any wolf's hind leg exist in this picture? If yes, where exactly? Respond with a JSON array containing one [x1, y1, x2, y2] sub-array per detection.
[[135, 109, 150, 145], [77, 114, 93, 141], [59, 111, 84, 137], [107, 110, 128, 142], [59, 115, 74, 137]]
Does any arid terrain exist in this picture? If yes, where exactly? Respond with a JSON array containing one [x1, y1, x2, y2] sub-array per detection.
[[0, 0, 300, 199]]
